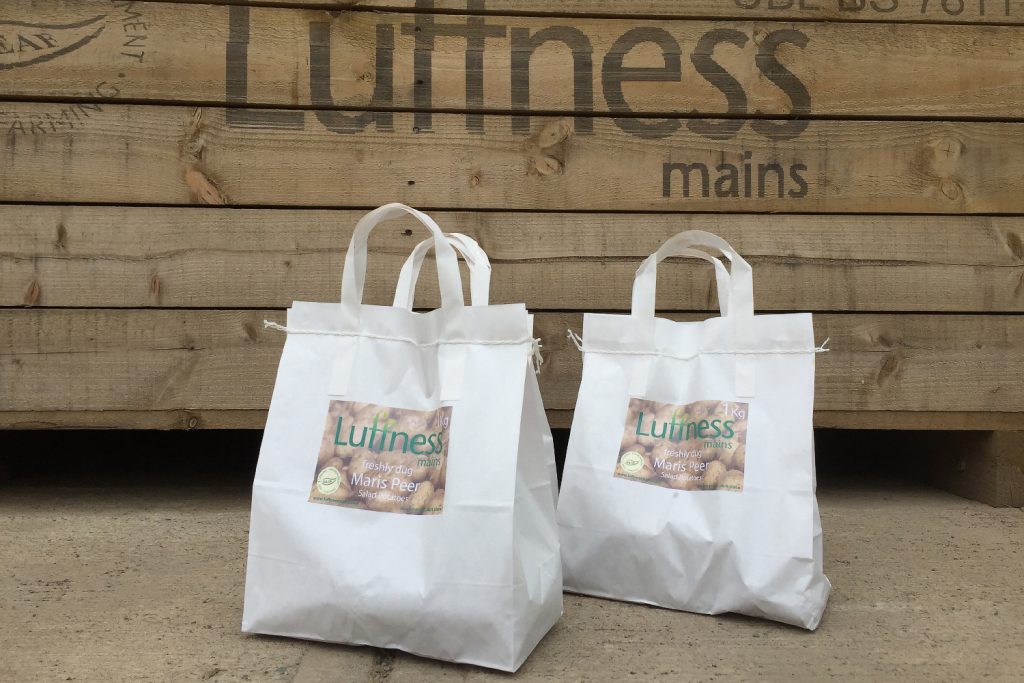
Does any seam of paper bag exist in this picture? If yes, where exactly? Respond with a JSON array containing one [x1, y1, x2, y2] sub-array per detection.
[[264, 320, 537, 348], [577, 347, 824, 358], [566, 330, 829, 358]]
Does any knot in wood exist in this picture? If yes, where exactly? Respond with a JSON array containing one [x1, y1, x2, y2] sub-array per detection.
[[934, 137, 963, 161], [921, 136, 964, 177], [535, 118, 572, 149], [1003, 230, 1024, 263], [181, 108, 208, 164], [939, 177, 963, 201], [184, 169, 228, 205], [24, 279, 41, 307], [533, 155, 563, 176]]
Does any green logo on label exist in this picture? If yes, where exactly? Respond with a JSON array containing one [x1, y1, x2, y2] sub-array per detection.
[[316, 466, 342, 495], [620, 451, 645, 474]]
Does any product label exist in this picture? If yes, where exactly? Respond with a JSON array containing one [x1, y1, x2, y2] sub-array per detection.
[[615, 398, 748, 492], [310, 401, 451, 515]]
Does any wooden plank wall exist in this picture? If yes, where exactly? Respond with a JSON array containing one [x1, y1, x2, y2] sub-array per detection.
[[1, 0, 1022, 430]]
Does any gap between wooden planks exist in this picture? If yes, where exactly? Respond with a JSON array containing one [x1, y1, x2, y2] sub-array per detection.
[[4, 206, 1023, 312]]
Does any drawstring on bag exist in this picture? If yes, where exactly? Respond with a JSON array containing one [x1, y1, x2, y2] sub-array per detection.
[[566, 327, 830, 357]]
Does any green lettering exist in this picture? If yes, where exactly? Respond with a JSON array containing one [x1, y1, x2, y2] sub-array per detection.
[[669, 410, 686, 440], [410, 433, 428, 455], [710, 419, 722, 438], [389, 430, 410, 453], [635, 411, 650, 436], [697, 420, 710, 438], [723, 420, 735, 438], [334, 416, 347, 446], [367, 417, 382, 449], [348, 425, 368, 447]]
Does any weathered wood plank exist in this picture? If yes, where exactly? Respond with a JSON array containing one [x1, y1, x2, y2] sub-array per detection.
[[3, 2, 1024, 117], [925, 431, 1024, 507], [2, 309, 1022, 413], [3, 409, 1022, 431], [0, 409, 269, 430], [811, 411, 1024, 430], [155, 0, 1024, 25], [1, 104, 1019, 212], [4, 206, 1023, 311]]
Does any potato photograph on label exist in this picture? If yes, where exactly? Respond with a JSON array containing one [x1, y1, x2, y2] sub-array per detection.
[[308, 400, 452, 515], [614, 398, 748, 492]]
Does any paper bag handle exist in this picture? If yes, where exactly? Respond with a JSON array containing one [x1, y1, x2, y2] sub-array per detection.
[[631, 231, 756, 397], [631, 231, 752, 320], [393, 233, 491, 308], [632, 247, 734, 317], [341, 204, 464, 322]]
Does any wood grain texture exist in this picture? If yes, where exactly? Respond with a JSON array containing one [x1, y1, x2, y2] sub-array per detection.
[[1, 104, 1019, 212], [2, 309, 1022, 414], [811, 411, 1024, 430], [3, 2, 1023, 116], [912, 431, 1024, 506], [3, 409, 1022, 430], [0, 409, 269, 430], [3, 2, 1023, 433], [4, 206, 1024, 312], [153, 0, 1024, 24]]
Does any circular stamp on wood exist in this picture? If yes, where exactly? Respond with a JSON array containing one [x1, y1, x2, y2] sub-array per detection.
[[0, 3, 149, 136]]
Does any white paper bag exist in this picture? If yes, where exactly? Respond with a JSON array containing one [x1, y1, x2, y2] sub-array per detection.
[[242, 204, 562, 671], [557, 230, 830, 629]]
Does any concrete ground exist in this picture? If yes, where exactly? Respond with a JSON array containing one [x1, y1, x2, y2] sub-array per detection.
[[1, 473, 1022, 681]]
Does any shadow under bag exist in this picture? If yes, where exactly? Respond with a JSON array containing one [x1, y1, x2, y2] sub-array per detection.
[[557, 230, 830, 629], [242, 204, 561, 671]]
